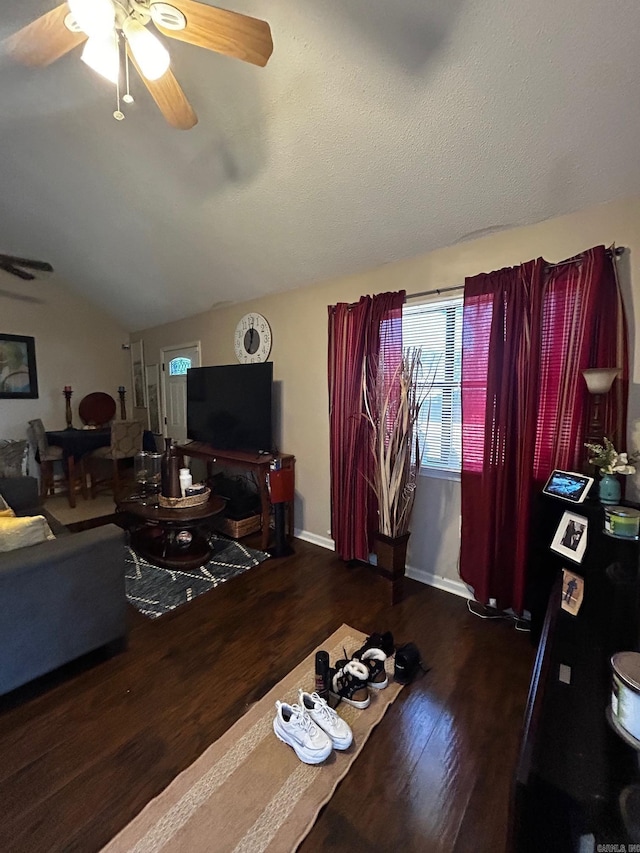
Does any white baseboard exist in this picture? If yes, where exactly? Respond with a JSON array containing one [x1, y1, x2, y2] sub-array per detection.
[[405, 564, 473, 600], [294, 529, 335, 551], [294, 532, 470, 600]]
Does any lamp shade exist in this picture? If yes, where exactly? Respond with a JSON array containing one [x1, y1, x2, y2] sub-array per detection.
[[123, 17, 170, 81], [81, 33, 119, 84], [68, 0, 115, 37], [582, 367, 620, 395]]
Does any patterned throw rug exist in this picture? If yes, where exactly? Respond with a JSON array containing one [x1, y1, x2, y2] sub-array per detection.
[[125, 537, 270, 618], [100, 625, 404, 853]]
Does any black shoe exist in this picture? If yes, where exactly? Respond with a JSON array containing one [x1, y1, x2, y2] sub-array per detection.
[[329, 659, 370, 709], [354, 631, 395, 658], [351, 634, 393, 690], [394, 642, 424, 684]]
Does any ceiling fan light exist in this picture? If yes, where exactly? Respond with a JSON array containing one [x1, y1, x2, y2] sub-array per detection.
[[67, 0, 115, 37], [81, 33, 119, 84], [123, 17, 170, 81]]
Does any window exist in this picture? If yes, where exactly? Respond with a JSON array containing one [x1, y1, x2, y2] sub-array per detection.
[[169, 356, 191, 376], [403, 295, 463, 472]]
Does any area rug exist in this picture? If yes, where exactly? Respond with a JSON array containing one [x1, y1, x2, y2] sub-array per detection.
[[101, 624, 403, 853], [125, 537, 270, 618]]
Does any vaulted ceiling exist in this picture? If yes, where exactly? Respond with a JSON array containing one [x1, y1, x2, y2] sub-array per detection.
[[1, 0, 639, 331]]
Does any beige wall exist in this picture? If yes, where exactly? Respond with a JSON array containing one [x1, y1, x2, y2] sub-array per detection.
[[0, 274, 131, 448], [135, 196, 640, 589]]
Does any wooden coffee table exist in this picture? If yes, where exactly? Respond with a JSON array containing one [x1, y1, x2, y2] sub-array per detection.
[[117, 495, 226, 570]]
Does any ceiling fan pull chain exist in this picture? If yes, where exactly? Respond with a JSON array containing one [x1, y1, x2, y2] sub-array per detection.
[[123, 44, 134, 105], [113, 30, 125, 120], [113, 60, 124, 120]]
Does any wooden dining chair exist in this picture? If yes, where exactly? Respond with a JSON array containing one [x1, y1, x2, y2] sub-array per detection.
[[88, 420, 144, 499], [27, 418, 64, 502]]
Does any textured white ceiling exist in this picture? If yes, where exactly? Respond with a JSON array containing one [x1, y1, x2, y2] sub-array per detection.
[[1, 0, 639, 330]]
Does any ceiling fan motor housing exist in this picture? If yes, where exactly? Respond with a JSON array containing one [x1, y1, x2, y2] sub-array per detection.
[[149, 3, 186, 31]]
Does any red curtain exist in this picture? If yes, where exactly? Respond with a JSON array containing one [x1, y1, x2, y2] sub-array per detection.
[[328, 291, 405, 561], [461, 245, 628, 614]]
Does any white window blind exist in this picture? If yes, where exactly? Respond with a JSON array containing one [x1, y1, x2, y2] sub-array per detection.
[[403, 295, 463, 471]]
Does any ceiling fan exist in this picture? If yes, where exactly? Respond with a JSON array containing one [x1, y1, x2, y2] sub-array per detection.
[[2, 0, 273, 130], [0, 253, 53, 281]]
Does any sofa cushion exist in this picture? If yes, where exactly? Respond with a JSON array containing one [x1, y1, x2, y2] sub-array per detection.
[[0, 515, 55, 552], [0, 493, 15, 517], [0, 477, 68, 536], [0, 440, 28, 477], [0, 476, 39, 512]]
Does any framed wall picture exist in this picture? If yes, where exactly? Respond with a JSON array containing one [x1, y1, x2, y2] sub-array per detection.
[[550, 511, 588, 564], [145, 363, 161, 434], [131, 340, 146, 409], [0, 333, 38, 399]]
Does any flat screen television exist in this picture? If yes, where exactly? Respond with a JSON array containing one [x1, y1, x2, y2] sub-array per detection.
[[186, 362, 273, 453]]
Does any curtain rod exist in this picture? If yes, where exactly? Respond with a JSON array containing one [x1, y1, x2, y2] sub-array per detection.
[[347, 285, 462, 308], [408, 247, 627, 298], [348, 247, 627, 307], [405, 285, 464, 301], [543, 245, 625, 272]]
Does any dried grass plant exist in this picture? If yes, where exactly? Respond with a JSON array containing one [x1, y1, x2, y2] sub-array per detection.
[[364, 347, 435, 538]]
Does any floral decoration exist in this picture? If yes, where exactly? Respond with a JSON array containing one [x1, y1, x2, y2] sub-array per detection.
[[584, 437, 639, 476]]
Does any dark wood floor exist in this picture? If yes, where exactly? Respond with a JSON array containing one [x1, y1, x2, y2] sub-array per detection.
[[0, 535, 535, 852]]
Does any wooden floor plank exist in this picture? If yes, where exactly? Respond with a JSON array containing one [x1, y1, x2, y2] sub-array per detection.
[[0, 538, 534, 852]]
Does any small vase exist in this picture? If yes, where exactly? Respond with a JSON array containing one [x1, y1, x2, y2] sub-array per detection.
[[599, 473, 621, 505]]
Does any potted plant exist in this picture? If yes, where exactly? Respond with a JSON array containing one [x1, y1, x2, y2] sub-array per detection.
[[364, 347, 433, 602], [584, 437, 639, 504]]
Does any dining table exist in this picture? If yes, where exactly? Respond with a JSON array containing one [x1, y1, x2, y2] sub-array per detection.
[[46, 427, 156, 508]]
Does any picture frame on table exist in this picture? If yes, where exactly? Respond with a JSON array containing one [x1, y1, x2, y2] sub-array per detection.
[[145, 363, 161, 434], [131, 340, 146, 409], [0, 333, 39, 399], [550, 510, 588, 564], [561, 568, 584, 616]]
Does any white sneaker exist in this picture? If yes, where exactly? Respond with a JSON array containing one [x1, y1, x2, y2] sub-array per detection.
[[273, 700, 333, 764], [299, 690, 353, 750]]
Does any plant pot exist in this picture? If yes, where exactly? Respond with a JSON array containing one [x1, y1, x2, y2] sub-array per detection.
[[599, 473, 621, 505], [374, 531, 410, 605]]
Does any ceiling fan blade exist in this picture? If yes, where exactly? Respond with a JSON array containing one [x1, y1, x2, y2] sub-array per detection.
[[2, 4, 87, 67], [129, 55, 198, 130], [0, 262, 35, 281], [0, 254, 53, 273], [154, 1, 273, 67]]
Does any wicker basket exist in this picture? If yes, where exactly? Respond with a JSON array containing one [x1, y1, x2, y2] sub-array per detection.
[[219, 513, 262, 539], [158, 487, 211, 509]]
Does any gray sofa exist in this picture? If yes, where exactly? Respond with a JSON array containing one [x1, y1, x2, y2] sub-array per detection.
[[0, 477, 127, 695]]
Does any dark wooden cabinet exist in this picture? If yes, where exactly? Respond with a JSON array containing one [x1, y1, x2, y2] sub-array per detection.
[[512, 495, 640, 851]]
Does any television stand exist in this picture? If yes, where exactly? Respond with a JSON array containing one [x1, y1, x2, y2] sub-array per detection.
[[176, 443, 295, 551]]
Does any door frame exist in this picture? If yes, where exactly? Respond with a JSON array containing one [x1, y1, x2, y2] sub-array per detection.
[[160, 341, 202, 439]]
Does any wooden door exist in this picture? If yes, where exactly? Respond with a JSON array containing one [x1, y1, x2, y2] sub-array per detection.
[[160, 343, 201, 443]]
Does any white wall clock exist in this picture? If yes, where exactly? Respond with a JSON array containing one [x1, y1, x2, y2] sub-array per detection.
[[234, 313, 272, 363]]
